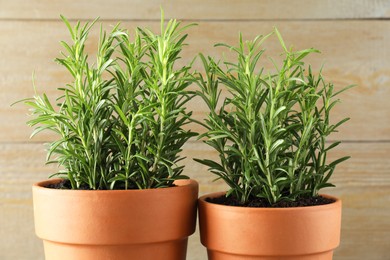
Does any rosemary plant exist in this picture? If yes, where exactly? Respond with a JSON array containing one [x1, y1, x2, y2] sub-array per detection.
[[194, 28, 351, 205], [22, 14, 196, 190]]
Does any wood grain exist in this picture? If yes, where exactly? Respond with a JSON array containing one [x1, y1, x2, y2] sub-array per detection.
[[1, 1, 389, 260], [1, 142, 389, 259], [2, 20, 389, 142], [1, 0, 390, 20]]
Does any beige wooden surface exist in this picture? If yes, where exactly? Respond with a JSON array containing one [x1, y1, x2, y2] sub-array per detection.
[[1, 0, 390, 20], [1, 1, 389, 260]]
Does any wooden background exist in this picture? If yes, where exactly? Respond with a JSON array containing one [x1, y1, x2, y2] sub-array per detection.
[[1, 1, 389, 259]]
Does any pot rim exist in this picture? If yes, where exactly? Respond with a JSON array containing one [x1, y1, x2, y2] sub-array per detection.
[[199, 191, 341, 212], [198, 191, 342, 256], [33, 178, 198, 194], [33, 178, 199, 245]]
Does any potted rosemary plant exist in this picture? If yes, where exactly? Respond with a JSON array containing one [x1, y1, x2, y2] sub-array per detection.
[[194, 28, 351, 260], [23, 14, 198, 260]]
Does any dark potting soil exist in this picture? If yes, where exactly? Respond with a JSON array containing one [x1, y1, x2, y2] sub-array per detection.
[[44, 179, 176, 190], [45, 179, 90, 190], [206, 195, 335, 208]]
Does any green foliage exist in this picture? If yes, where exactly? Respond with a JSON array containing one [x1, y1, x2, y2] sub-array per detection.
[[22, 13, 196, 190], [194, 28, 352, 205]]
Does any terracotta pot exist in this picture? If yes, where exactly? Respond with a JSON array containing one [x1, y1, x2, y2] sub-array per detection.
[[33, 178, 198, 260], [198, 192, 342, 260]]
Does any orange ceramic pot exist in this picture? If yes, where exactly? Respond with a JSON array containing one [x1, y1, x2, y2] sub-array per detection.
[[33, 178, 198, 260], [198, 192, 342, 260]]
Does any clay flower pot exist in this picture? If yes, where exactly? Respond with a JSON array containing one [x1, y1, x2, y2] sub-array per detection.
[[33, 178, 198, 260], [198, 192, 342, 260]]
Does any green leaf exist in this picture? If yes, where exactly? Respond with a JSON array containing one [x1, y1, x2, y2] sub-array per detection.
[[329, 156, 351, 168], [274, 27, 288, 52]]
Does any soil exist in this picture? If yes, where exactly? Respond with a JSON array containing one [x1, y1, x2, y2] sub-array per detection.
[[206, 194, 335, 208], [45, 179, 91, 190], [44, 179, 176, 190]]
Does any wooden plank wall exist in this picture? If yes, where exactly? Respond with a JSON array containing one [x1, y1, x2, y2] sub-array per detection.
[[1, 1, 389, 259]]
